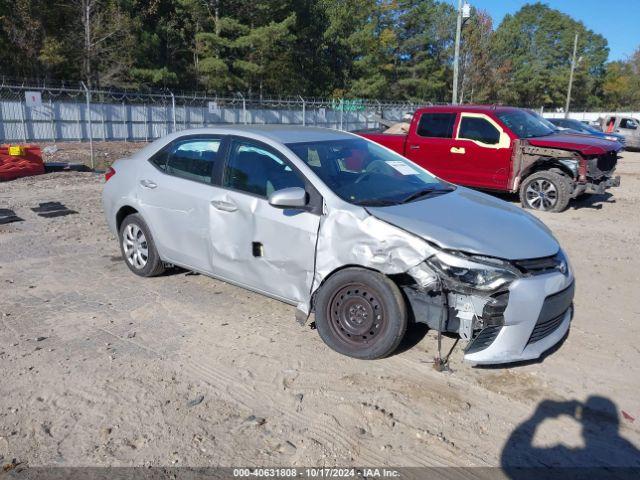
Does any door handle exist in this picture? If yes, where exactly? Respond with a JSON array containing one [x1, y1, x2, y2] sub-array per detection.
[[450, 147, 466, 154], [140, 179, 157, 189], [210, 200, 237, 212], [409, 145, 420, 150]]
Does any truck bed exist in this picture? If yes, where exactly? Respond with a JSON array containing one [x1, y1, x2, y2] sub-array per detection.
[[357, 132, 407, 154]]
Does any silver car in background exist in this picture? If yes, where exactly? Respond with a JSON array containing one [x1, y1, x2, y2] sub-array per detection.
[[102, 126, 574, 365]]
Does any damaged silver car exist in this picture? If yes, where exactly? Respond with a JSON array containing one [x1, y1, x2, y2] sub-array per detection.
[[102, 126, 574, 365]]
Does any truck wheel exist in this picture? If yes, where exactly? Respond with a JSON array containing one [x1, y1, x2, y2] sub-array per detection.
[[314, 268, 407, 360], [119, 213, 165, 277], [520, 171, 571, 212]]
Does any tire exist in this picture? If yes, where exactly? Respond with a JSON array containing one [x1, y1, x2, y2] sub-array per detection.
[[118, 213, 165, 277], [519, 170, 571, 213], [314, 267, 408, 360]]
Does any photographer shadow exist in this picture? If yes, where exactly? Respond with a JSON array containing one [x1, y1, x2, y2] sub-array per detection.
[[501, 396, 640, 479]]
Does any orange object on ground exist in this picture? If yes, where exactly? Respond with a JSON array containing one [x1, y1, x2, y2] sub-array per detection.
[[0, 144, 45, 181]]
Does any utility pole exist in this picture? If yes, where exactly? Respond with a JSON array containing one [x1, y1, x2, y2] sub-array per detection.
[[565, 32, 579, 118], [452, 0, 463, 105], [452, 1, 471, 104]]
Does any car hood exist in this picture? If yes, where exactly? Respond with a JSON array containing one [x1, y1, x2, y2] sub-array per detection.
[[527, 133, 620, 155], [367, 188, 559, 261]]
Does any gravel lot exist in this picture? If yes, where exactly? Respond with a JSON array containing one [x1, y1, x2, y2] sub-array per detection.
[[1, 147, 639, 470]]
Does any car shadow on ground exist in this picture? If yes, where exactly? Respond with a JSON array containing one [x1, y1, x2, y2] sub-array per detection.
[[482, 190, 616, 211], [501, 396, 640, 479]]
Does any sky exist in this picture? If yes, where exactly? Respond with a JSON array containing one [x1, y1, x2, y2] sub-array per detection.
[[451, 0, 640, 61]]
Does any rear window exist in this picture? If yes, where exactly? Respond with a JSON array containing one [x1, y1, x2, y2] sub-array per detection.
[[416, 113, 456, 138]]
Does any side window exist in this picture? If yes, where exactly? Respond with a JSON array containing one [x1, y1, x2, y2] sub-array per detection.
[[458, 116, 500, 145], [149, 149, 168, 171], [165, 139, 221, 184], [416, 113, 456, 138], [224, 141, 305, 197], [620, 118, 638, 129]]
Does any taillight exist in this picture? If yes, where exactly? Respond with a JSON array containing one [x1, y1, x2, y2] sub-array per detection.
[[105, 167, 116, 182]]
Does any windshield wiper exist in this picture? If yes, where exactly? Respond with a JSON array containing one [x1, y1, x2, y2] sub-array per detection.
[[400, 186, 453, 204], [353, 198, 398, 207]]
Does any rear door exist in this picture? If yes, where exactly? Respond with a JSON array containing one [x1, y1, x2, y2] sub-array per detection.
[[449, 113, 512, 189], [137, 136, 226, 271], [404, 111, 457, 179], [207, 137, 321, 304]]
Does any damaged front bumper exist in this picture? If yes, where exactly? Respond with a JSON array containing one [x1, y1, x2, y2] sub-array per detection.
[[571, 175, 621, 198], [464, 271, 574, 365], [403, 252, 575, 365]]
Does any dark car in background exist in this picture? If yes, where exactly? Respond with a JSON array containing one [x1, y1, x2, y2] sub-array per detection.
[[548, 118, 626, 147]]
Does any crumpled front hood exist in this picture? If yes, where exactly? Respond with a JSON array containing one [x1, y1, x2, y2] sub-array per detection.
[[367, 188, 559, 261], [528, 133, 620, 155]]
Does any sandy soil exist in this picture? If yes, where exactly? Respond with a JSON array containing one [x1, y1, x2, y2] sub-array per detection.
[[0, 149, 639, 471], [39, 141, 148, 171]]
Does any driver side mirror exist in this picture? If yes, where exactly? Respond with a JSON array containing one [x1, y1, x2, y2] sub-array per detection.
[[268, 187, 308, 209]]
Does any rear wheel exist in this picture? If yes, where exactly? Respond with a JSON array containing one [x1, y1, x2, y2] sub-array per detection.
[[314, 268, 407, 360], [119, 213, 165, 277], [520, 170, 571, 212]]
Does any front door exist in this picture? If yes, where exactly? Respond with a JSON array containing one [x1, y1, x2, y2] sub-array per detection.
[[208, 138, 321, 304], [449, 113, 512, 189]]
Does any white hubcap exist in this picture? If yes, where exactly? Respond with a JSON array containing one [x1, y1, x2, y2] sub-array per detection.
[[123, 224, 148, 269]]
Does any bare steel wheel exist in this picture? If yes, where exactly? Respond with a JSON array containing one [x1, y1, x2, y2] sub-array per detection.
[[519, 170, 570, 213], [118, 213, 165, 277], [329, 283, 386, 347], [315, 268, 407, 359]]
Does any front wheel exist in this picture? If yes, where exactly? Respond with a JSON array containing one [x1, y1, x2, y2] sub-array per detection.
[[519, 171, 571, 213], [314, 268, 407, 360]]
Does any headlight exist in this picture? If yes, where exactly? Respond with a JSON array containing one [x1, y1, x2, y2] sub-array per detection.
[[604, 135, 619, 142], [426, 250, 521, 291]]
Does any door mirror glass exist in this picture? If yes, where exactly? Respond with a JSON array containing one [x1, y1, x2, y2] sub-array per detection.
[[268, 187, 308, 209]]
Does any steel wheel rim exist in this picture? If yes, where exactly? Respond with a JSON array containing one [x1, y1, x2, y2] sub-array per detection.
[[526, 179, 558, 210], [328, 283, 387, 349], [122, 224, 149, 269]]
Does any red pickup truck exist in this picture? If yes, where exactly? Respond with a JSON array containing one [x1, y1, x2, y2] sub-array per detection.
[[358, 105, 621, 212]]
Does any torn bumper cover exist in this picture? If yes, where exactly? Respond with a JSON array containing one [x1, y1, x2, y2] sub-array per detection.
[[402, 249, 575, 365], [571, 175, 621, 198]]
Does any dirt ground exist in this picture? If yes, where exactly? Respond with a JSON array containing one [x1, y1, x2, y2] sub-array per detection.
[[1, 145, 639, 471]]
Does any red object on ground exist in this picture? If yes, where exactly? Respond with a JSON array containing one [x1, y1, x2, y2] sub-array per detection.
[[0, 144, 45, 181]]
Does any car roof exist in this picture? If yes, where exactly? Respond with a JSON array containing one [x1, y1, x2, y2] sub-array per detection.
[[166, 125, 355, 144], [416, 105, 521, 115]]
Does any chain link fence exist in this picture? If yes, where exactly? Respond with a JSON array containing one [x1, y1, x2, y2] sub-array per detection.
[[0, 82, 420, 146]]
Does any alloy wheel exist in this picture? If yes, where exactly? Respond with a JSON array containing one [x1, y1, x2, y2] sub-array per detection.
[[525, 179, 558, 211]]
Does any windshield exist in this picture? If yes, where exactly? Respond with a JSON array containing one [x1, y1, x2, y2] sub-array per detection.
[[497, 110, 555, 139], [286, 138, 453, 206]]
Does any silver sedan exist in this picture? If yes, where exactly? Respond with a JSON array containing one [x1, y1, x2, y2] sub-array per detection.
[[102, 126, 574, 364]]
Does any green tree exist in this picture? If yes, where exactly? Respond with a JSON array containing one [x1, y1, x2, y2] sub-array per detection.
[[393, 0, 456, 102], [491, 2, 609, 110], [603, 48, 640, 110]]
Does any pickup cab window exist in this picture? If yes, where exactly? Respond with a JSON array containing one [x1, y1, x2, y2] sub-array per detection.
[[417, 113, 456, 138], [458, 117, 500, 145]]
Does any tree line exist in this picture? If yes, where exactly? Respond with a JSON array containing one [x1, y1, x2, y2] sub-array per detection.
[[1, 0, 639, 110]]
